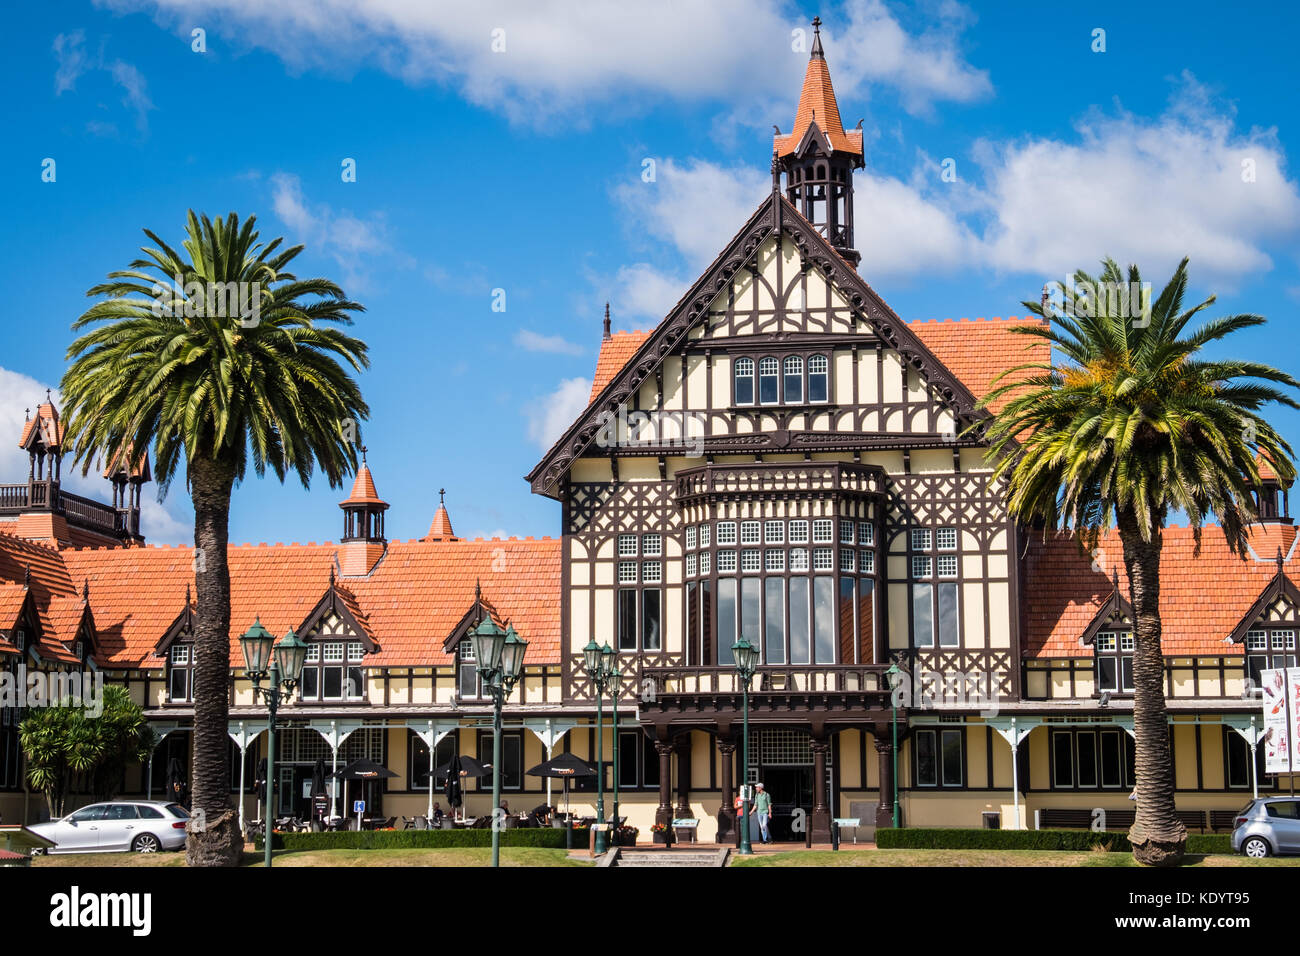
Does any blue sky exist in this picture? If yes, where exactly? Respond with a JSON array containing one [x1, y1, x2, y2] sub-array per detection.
[[2, 0, 1298, 547]]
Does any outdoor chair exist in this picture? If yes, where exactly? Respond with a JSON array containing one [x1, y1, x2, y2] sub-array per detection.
[[382, 816, 397, 830]]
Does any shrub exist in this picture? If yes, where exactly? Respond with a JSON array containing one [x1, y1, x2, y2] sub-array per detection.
[[875, 828, 1234, 855], [254, 828, 570, 852]]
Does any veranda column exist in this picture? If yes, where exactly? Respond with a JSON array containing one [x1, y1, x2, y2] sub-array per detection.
[[810, 738, 832, 844], [874, 733, 896, 831], [654, 740, 673, 826], [674, 733, 693, 818], [717, 738, 736, 842]]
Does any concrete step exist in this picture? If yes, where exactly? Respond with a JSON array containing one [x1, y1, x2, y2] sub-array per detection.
[[612, 849, 728, 867]]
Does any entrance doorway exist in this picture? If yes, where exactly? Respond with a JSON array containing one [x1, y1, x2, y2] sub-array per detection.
[[746, 728, 831, 843], [762, 766, 812, 841]]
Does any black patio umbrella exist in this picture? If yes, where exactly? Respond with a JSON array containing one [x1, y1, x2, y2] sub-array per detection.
[[434, 754, 489, 817], [525, 752, 595, 825], [310, 759, 327, 826], [331, 759, 397, 830], [254, 758, 268, 810]]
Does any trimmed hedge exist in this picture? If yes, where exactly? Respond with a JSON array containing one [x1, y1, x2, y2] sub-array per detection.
[[875, 827, 1233, 855], [254, 828, 570, 852]]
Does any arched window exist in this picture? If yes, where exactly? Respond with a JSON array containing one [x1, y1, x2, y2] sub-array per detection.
[[808, 354, 829, 403], [734, 358, 755, 405], [759, 357, 780, 404], [783, 356, 804, 403]]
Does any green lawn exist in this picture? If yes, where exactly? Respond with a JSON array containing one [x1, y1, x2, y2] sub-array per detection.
[[34, 847, 592, 868], [731, 848, 1300, 867]]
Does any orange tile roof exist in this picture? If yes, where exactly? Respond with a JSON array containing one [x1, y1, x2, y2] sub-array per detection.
[[589, 332, 652, 402], [0, 532, 80, 662], [102, 445, 152, 482], [1256, 450, 1291, 485], [425, 505, 456, 541], [773, 37, 863, 158], [340, 464, 386, 508], [18, 402, 64, 450], [1024, 524, 1300, 658], [908, 317, 1050, 414], [53, 536, 560, 670]]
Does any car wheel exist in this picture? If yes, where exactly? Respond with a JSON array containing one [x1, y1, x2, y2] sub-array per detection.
[[1243, 836, 1271, 858], [131, 833, 161, 853]]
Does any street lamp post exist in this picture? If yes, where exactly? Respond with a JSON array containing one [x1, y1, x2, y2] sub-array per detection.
[[609, 650, 622, 837], [240, 620, 309, 869], [583, 639, 615, 855], [732, 637, 759, 855], [472, 618, 528, 869], [886, 661, 901, 828]]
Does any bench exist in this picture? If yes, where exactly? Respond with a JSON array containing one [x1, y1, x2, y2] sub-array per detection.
[[1039, 808, 1208, 832], [1209, 810, 1243, 833], [671, 818, 698, 843], [1039, 808, 1134, 830]]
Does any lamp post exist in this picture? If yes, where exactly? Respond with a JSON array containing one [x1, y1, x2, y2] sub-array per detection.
[[472, 618, 528, 869], [732, 636, 759, 855], [583, 639, 615, 854], [240, 620, 309, 869], [608, 647, 622, 838], [886, 661, 901, 828]]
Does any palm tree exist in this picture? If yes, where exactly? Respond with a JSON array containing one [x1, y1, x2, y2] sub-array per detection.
[[982, 257, 1298, 866], [60, 211, 369, 866]]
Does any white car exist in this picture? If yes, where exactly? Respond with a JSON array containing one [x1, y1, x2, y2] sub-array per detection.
[[30, 800, 191, 853]]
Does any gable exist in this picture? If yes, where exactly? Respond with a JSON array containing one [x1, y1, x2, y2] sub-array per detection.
[[529, 191, 1003, 498]]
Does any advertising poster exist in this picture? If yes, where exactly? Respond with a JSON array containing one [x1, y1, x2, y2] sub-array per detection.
[[1261, 668, 1292, 774]]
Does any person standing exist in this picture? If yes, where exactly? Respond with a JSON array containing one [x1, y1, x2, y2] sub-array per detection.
[[753, 782, 773, 844]]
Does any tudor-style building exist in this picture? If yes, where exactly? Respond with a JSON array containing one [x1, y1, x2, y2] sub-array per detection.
[[0, 24, 1295, 840]]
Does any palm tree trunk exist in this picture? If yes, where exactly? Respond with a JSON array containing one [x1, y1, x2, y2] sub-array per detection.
[[185, 455, 243, 866], [1118, 510, 1186, 866]]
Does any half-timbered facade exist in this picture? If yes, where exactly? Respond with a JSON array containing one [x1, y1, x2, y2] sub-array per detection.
[[0, 24, 1295, 840]]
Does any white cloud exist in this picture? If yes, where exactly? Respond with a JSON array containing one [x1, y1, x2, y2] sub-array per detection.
[[973, 75, 1300, 281], [52, 31, 89, 94], [607, 263, 689, 324], [0, 366, 192, 546], [525, 377, 591, 451], [514, 330, 585, 356], [827, 0, 993, 115], [52, 31, 154, 132], [270, 173, 391, 289], [615, 158, 771, 269], [609, 77, 1300, 287], [97, 0, 990, 124]]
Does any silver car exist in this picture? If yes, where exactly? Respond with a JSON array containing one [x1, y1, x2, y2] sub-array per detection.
[[1231, 798, 1300, 858], [30, 800, 190, 854]]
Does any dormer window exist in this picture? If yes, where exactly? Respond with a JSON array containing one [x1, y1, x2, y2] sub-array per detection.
[[1246, 628, 1296, 687], [1095, 631, 1135, 694], [298, 640, 365, 702], [457, 638, 484, 699], [168, 643, 195, 702]]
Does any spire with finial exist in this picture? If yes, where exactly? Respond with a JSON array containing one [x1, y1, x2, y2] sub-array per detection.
[[1278, 546, 1285, 573], [602, 303, 611, 341], [83, 577, 89, 601], [23, 565, 30, 589], [475, 578, 482, 601], [425, 487, 456, 541], [329, 563, 336, 588], [185, 582, 192, 606], [772, 17, 864, 266]]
